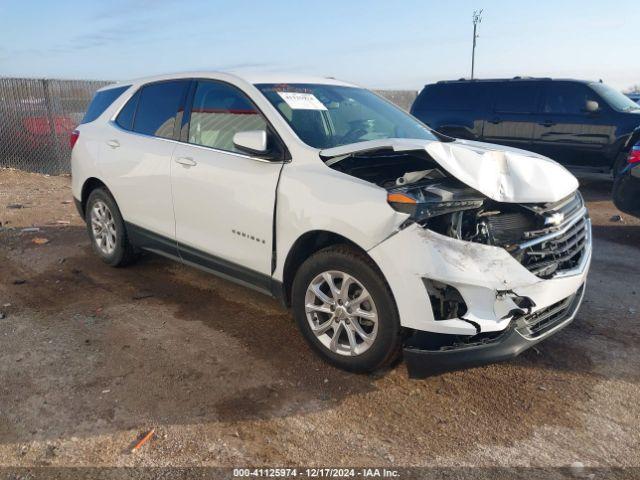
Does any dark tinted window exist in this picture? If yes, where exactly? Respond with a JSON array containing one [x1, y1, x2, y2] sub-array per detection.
[[414, 83, 488, 111], [188, 81, 267, 153], [133, 81, 189, 139], [115, 90, 140, 130], [493, 82, 540, 113], [81, 86, 129, 124], [543, 83, 597, 115]]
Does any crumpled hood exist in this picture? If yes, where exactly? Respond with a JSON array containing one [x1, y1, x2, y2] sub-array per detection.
[[320, 138, 579, 203]]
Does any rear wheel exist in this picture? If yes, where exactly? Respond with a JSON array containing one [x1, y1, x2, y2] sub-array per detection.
[[85, 188, 137, 267], [292, 246, 401, 373]]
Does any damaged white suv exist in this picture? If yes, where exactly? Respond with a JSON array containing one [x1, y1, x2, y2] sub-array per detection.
[[71, 72, 591, 377]]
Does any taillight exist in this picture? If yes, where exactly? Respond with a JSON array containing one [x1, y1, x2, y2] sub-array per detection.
[[69, 130, 80, 149], [628, 145, 640, 164]]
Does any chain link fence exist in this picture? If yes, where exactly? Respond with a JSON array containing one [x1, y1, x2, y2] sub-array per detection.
[[0, 78, 417, 175], [0, 78, 110, 174], [375, 89, 419, 112]]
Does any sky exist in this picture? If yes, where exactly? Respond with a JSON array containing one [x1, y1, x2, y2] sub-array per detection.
[[0, 0, 639, 91]]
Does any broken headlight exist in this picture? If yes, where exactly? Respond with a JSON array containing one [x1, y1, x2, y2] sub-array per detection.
[[387, 180, 484, 220]]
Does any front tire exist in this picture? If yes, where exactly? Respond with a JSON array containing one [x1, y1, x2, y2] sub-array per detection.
[[291, 245, 402, 373], [85, 188, 137, 267]]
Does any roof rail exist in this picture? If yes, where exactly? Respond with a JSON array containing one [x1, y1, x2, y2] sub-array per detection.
[[512, 76, 552, 80], [430, 77, 593, 86], [433, 76, 559, 85]]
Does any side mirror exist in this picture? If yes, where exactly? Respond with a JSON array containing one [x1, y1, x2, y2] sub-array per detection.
[[233, 130, 269, 155], [585, 100, 600, 113]]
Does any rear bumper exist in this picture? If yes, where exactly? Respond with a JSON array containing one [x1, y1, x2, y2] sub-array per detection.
[[403, 284, 585, 378]]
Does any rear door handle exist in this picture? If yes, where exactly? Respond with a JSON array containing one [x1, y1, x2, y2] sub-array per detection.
[[175, 156, 197, 167], [539, 121, 555, 127], [106, 139, 120, 149]]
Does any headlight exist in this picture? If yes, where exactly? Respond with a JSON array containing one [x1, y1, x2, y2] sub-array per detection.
[[387, 181, 484, 220]]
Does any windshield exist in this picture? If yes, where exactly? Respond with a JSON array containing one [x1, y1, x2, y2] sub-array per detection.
[[589, 82, 640, 112], [256, 83, 437, 148]]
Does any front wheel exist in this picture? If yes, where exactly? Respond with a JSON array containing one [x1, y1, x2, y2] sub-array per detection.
[[291, 246, 402, 373]]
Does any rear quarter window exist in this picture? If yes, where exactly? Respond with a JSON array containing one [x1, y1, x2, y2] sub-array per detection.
[[81, 86, 129, 124]]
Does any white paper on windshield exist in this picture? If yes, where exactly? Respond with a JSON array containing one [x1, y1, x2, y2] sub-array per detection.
[[277, 92, 327, 110]]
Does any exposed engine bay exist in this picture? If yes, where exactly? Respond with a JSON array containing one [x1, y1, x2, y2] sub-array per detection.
[[327, 149, 590, 281], [319, 139, 589, 375], [326, 149, 443, 188]]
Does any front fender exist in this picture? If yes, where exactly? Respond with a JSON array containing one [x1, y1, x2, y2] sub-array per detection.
[[273, 163, 406, 281]]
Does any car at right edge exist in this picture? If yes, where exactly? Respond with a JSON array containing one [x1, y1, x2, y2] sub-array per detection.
[[410, 78, 640, 175], [613, 141, 640, 218]]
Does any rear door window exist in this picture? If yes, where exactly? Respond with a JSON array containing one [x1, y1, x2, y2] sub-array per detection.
[[133, 81, 190, 139], [493, 82, 540, 113], [81, 85, 129, 124], [187, 80, 267, 153], [542, 83, 597, 115]]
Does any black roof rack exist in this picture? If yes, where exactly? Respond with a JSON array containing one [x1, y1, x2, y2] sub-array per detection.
[[434, 77, 596, 85], [512, 76, 550, 80]]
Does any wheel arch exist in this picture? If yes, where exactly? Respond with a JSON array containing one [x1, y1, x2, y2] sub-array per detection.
[[280, 229, 392, 308], [80, 177, 112, 217]]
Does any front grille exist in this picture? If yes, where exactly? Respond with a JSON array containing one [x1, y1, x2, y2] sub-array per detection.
[[486, 212, 537, 244], [516, 285, 584, 339], [536, 190, 584, 219], [515, 192, 590, 279]]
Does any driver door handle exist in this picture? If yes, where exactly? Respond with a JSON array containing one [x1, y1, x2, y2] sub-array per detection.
[[488, 117, 501, 124], [106, 139, 120, 149], [175, 156, 197, 167], [539, 120, 555, 127]]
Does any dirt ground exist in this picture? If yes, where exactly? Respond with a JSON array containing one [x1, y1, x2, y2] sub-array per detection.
[[0, 168, 639, 472]]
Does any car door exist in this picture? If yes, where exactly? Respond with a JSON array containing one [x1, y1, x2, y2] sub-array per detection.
[[170, 79, 285, 292], [481, 81, 541, 150], [532, 81, 616, 170], [102, 80, 190, 248]]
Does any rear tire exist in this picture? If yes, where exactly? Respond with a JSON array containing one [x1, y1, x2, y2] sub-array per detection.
[[291, 245, 402, 373], [85, 188, 137, 267]]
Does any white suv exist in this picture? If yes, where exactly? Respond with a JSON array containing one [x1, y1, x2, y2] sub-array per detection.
[[71, 72, 591, 377]]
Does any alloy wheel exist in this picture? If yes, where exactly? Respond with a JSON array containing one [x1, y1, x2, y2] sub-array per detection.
[[304, 270, 379, 356], [90, 200, 117, 255]]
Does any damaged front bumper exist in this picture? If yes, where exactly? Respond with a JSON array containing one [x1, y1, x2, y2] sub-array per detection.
[[367, 218, 591, 377], [404, 284, 585, 377]]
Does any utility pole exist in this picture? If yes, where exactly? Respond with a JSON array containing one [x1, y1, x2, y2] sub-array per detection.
[[471, 9, 483, 79]]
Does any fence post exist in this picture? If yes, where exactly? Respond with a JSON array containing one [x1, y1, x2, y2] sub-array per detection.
[[41, 78, 61, 173]]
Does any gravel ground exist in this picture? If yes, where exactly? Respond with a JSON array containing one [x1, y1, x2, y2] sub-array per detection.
[[0, 168, 639, 473]]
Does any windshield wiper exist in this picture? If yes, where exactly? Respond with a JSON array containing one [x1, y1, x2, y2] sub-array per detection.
[[430, 129, 456, 142]]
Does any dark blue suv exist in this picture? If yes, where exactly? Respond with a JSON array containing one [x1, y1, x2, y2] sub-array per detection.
[[411, 78, 640, 174]]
